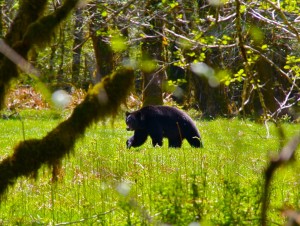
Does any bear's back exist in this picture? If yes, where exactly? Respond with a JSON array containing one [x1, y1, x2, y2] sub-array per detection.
[[141, 106, 199, 132]]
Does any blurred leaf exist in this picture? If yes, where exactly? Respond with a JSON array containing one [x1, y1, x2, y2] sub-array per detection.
[[111, 35, 127, 52], [249, 26, 264, 44], [101, 10, 108, 17], [140, 59, 157, 73], [261, 44, 268, 50]]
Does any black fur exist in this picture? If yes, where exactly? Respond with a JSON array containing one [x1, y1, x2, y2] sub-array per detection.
[[126, 105, 203, 148]]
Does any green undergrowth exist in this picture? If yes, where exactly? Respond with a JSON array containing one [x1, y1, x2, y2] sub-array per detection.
[[0, 109, 299, 225]]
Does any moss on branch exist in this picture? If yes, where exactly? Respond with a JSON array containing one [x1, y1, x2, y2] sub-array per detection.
[[0, 67, 134, 200]]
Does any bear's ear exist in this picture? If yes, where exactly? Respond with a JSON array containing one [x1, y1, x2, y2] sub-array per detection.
[[125, 111, 130, 117]]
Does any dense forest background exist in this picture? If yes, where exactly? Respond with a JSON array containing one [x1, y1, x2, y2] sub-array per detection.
[[0, 0, 299, 120]]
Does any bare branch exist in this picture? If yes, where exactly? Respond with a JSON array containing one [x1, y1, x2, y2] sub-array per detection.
[[0, 39, 40, 77], [265, 0, 300, 41], [272, 78, 300, 118], [248, 9, 297, 38], [164, 28, 237, 49]]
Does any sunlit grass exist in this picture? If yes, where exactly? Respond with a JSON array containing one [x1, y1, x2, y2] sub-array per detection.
[[0, 110, 299, 225]]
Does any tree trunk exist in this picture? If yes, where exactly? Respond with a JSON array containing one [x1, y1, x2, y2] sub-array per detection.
[[193, 73, 230, 118], [141, 0, 164, 107], [0, 2, 2, 37], [57, 26, 65, 85], [72, 8, 84, 85], [166, 0, 195, 105], [89, 2, 113, 82]]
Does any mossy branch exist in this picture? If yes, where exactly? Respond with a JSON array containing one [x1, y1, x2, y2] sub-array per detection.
[[0, 0, 80, 110], [3, 0, 48, 47], [22, 0, 80, 47], [0, 67, 134, 200]]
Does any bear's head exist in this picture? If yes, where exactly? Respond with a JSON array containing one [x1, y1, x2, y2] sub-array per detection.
[[125, 111, 144, 131]]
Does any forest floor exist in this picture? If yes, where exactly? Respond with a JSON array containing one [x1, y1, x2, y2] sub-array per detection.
[[4, 85, 86, 111]]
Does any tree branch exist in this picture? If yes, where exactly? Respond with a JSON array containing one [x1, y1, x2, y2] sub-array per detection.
[[248, 9, 297, 38], [0, 0, 81, 110], [262, 133, 300, 226], [164, 28, 237, 49], [264, 0, 300, 42], [0, 67, 134, 200]]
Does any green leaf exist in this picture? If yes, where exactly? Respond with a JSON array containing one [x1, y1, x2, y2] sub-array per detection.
[[140, 59, 157, 73], [261, 44, 268, 50], [111, 35, 127, 52], [170, 2, 179, 8], [101, 11, 108, 17]]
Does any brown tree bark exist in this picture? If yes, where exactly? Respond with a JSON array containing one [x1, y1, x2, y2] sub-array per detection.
[[0, 1, 2, 37], [141, 0, 164, 107], [89, 2, 113, 82], [72, 8, 84, 85]]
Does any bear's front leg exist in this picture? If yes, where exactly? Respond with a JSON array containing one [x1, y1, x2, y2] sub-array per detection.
[[126, 130, 148, 149], [126, 136, 135, 149], [149, 129, 163, 147]]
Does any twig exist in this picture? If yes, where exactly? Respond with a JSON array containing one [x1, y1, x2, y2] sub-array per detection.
[[143, 65, 167, 93], [0, 39, 40, 77], [271, 77, 299, 118]]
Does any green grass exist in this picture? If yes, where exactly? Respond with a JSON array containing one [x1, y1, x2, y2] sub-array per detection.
[[0, 110, 299, 225]]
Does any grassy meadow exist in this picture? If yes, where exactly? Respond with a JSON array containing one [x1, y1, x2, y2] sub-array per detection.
[[0, 109, 299, 225]]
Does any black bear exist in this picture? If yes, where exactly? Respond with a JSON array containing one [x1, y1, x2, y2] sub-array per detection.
[[125, 105, 203, 148]]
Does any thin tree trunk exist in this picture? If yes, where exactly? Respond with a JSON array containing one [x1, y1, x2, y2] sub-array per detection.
[[57, 26, 65, 84], [72, 8, 84, 85], [89, 2, 113, 82], [141, 0, 164, 106], [0, 1, 3, 37]]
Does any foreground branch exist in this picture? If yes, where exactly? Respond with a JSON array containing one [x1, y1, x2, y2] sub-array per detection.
[[261, 133, 300, 226], [0, 67, 134, 200], [0, 0, 80, 110]]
